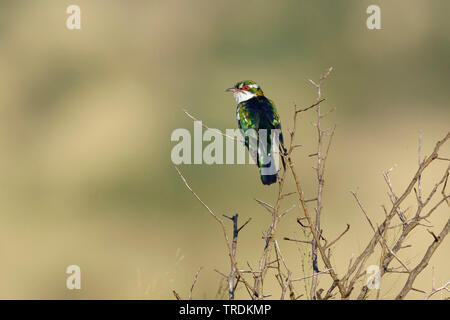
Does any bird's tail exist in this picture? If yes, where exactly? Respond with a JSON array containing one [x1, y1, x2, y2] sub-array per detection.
[[260, 167, 277, 185], [258, 138, 280, 186]]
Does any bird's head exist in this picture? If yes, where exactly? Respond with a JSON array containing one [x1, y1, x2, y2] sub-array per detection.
[[226, 80, 264, 104]]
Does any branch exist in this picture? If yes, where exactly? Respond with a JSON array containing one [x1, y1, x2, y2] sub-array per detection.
[[223, 213, 252, 300], [292, 268, 333, 282], [350, 191, 376, 233], [287, 67, 347, 298], [325, 224, 350, 250], [172, 290, 181, 300], [346, 131, 450, 296], [189, 267, 203, 300], [183, 109, 242, 142], [396, 218, 450, 299], [274, 240, 295, 300], [425, 280, 450, 300], [296, 98, 326, 114], [175, 167, 257, 298]]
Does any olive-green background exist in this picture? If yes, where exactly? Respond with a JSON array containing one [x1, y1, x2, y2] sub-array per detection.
[[0, 0, 448, 299]]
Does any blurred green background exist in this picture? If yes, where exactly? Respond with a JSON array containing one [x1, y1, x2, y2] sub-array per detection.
[[0, 0, 448, 299]]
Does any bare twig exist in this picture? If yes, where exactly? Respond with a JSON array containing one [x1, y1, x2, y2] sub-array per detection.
[[189, 267, 203, 300], [283, 237, 312, 244], [350, 191, 376, 233], [175, 167, 257, 298], [425, 280, 450, 300], [325, 224, 350, 250], [214, 269, 227, 278], [292, 268, 333, 282], [396, 218, 450, 299], [418, 130, 423, 204], [296, 98, 326, 114], [183, 109, 242, 143], [274, 240, 295, 300], [223, 213, 252, 299], [253, 158, 288, 299], [442, 171, 450, 208], [254, 198, 275, 214], [172, 290, 181, 300]]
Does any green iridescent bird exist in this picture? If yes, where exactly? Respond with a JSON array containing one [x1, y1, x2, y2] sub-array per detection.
[[226, 80, 285, 185]]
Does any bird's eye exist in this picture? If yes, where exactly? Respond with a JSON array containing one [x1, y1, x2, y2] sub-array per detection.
[[242, 85, 249, 90]]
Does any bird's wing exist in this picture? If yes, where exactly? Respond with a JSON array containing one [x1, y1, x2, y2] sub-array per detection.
[[237, 101, 261, 165], [260, 97, 284, 147], [259, 97, 286, 170], [264, 98, 282, 129], [237, 101, 260, 132]]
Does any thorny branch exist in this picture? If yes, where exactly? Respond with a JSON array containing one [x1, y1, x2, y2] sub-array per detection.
[[309, 68, 336, 300], [396, 218, 450, 299], [175, 167, 257, 298], [285, 67, 348, 299], [223, 213, 251, 300], [175, 68, 449, 300], [354, 132, 450, 299]]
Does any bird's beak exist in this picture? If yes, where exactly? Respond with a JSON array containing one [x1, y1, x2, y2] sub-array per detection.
[[225, 87, 236, 93]]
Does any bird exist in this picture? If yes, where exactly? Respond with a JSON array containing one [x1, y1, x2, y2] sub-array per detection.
[[226, 80, 285, 185]]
